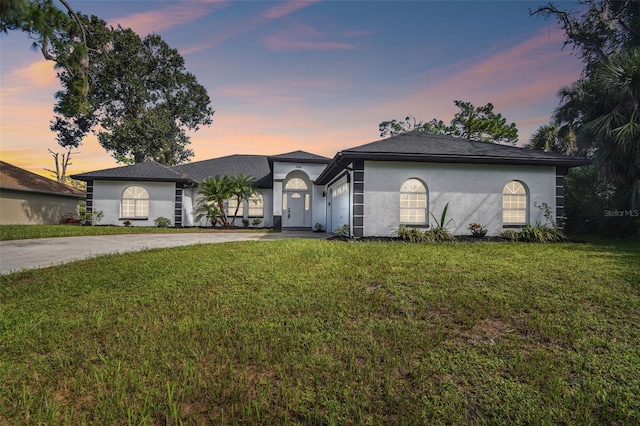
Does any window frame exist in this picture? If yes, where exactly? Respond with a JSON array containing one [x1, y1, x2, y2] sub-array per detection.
[[502, 180, 528, 227], [399, 178, 428, 226], [121, 185, 149, 219], [226, 198, 243, 218], [247, 193, 264, 217]]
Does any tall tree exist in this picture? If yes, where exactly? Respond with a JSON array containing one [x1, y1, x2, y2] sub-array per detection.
[[55, 15, 213, 165], [533, 1, 639, 209], [379, 100, 518, 144], [1, 0, 90, 114]]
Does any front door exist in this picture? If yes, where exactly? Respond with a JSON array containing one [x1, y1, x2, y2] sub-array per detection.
[[283, 192, 307, 227]]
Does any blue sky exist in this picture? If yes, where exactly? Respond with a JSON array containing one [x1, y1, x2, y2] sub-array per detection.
[[0, 0, 584, 176]]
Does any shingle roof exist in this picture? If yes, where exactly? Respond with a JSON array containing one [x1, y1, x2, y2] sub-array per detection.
[[269, 150, 331, 164], [1, 161, 85, 197], [316, 131, 590, 185], [71, 161, 191, 183], [172, 155, 273, 188]]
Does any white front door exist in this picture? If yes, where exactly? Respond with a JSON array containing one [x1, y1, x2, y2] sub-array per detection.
[[283, 192, 307, 227]]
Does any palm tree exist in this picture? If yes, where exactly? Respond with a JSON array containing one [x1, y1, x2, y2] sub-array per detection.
[[528, 123, 577, 154], [227, 174, 258, 225], [194, 175, 233, 227], [554, 48, 640, 206]]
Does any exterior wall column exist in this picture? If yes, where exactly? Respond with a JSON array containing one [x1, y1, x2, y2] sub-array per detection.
[[273, 180, 283, 230], [174, 183, 183, 227], [352, 160, 365, 238], [86, 180, 94, 216], [556, 167, 568, 229]]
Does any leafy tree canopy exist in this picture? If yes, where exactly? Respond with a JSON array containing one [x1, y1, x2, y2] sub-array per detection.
[[1, 0, 89, 113], [533, 0, 639, 210], [531, 0, 640, 74], [379, 100, 518, 144], [52, 14, 214, 166]]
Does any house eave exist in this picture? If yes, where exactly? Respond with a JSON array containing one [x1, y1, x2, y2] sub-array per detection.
[[315, 151, 591, 185], [1, 185, 86, 199]]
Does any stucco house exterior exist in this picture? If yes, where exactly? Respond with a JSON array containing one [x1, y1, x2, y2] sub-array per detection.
[[71, 132, 589, 236], [0, 161, 85, 225]]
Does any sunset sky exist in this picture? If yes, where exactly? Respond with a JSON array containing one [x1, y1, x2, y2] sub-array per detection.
[[0, 0, 584, 178]]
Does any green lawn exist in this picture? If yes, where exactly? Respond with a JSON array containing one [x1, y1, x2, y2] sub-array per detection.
[[1, 240, 639, 424], [0, 224, 270, 241]]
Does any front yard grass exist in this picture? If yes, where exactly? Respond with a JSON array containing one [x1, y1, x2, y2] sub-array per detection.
[[1, 240, 639, 424], [0, 224, 270, 241]]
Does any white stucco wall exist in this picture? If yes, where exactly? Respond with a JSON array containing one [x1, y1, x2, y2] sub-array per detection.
[[185, 187, 274, 228], [363, 161, 556, 237], [92, 180, 176, 226]]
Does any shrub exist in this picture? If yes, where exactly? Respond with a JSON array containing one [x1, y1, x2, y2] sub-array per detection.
[[154, 217, 172, 228], [334, 224, 350, 237], [468, 223, 487, 238], [252, 218, 262, 227], [501, 225, 567, 243], [123, 220, 132, 227]]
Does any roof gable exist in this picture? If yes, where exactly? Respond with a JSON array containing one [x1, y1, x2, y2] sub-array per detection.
[[71, 161, 190, 182], [1, 161, 85, 197], [269, 150, 330, 164]]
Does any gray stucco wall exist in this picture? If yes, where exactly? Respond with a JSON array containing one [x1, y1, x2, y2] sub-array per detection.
[[92, 181, 176, 226], [363, 161, 556, 237]]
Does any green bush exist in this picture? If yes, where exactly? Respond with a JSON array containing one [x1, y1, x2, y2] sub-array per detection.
[[501, 225, 567, 243], [154, 217, 172, 228], [334, 224, 350, 237]]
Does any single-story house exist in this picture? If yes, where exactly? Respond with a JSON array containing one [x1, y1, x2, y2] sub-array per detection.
[[0, 161, 85, 225], [71, 132, 589, 236]]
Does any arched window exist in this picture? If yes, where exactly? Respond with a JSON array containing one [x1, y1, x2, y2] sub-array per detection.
[[248, 193, 264, 217], [285, 177, 308, 190], [122, 186, 149, 218], [400, 178, 427, 224], [503, 181, 527, 225]]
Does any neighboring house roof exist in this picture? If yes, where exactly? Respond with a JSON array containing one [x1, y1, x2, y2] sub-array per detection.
[[71, 161, 192, 183], [316, 131, 591, 184], [269, 150, 331, 164], [0, 161, 85, 198], [172, 155, 273, 188]]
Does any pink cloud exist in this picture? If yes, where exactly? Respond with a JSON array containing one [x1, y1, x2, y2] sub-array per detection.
[[109, 1, 228, 35], [181, 1, 322, 55], [382, 27, 582, 143], [262, 1, 321, 19]]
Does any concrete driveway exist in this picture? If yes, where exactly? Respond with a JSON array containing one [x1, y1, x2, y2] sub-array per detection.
[[0, 231, 329, 275]]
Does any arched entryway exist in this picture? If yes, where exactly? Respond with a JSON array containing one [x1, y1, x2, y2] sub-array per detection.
[[282, 171, 311, 228]]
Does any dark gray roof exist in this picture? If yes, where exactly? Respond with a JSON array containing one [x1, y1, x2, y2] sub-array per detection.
[[171, 155, 273, 188], [316, 131, 590, 185], [269, 150, 330, 164], [71, 161, 191, 183]]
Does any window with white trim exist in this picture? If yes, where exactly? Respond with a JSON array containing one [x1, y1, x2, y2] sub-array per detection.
[[121, 186, 149, 218], [248, 193, 264, 217], [400, 178, 427, 224], [503, 181, 527, 225], [226, 198, 243, 217]]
